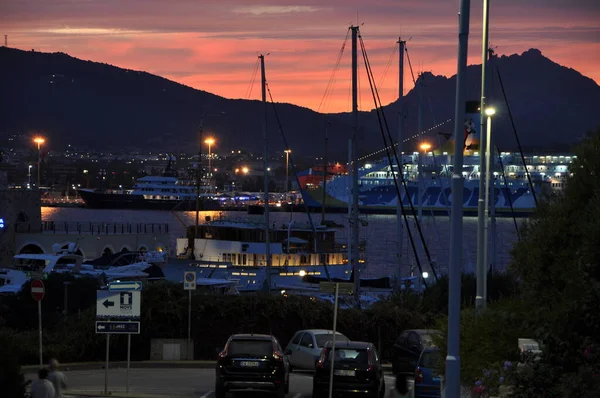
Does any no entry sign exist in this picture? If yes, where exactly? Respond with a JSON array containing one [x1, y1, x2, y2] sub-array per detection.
[[31, 279, 45, 301]]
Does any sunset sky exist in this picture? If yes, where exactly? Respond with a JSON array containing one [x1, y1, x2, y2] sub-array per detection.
[[2, 0, 599, 112]]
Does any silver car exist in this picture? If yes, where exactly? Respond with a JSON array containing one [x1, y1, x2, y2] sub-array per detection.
[[285, 329, 349, 370]]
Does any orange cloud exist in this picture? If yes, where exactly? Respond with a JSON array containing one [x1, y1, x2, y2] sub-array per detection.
[[1, 0, 598, 112]]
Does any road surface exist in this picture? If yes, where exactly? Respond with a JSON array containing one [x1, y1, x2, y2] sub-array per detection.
[[27, 368, 403, 398]]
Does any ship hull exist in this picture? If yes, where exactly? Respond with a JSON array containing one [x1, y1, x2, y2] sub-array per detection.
[[77, 189, 221, 211], [300, 183, 538, 217]]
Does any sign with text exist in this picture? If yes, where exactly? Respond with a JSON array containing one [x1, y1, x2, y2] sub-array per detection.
[[319, 282, 354, 295], [96, 290, 141, 320], [96, 321, 140, 334]]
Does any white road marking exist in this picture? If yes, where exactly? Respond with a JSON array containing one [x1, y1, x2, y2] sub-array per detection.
[[199, 390, 214, 398], [292, 394, 302, 398]]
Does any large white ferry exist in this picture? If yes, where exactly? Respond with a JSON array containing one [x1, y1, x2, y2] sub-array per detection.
[[300, 151, 573, 216]]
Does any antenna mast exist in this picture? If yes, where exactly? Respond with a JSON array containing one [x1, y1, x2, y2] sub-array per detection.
[[396, 37, 406, 292]]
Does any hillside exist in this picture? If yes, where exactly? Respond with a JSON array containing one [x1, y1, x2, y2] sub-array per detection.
[[1, 47, 599, 157]]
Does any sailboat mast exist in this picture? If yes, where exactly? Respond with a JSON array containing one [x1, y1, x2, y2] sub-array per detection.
[[446, 0, 472, 395], [321, 123, 329, 223], [350, 26, 360, 307], [396, 38, 406, 292], [417, 72, 424, 222], [259, 54, 271, 294], [476, 0, 491, 312], [194, 121, 204, 253]]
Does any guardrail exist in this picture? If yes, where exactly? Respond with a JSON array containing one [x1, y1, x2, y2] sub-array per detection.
[[15, 221, 169, 235]]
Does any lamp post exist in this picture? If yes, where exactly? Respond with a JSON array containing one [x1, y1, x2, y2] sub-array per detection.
[[33, 137, 45, 189], [204, 138, 215, 177], [483, 107, 495, 307], [418, 142, 431, 221], [28, 165, 32, 189], [284, 149, 291, 195]]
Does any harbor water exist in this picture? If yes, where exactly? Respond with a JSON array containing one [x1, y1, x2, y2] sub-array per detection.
[[41, 207, 523, 279]]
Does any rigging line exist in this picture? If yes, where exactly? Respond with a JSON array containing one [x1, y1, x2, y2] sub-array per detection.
[[359, 34, 439, 283], [404, 46, 418, 94], [377, 43, 398, 97], [317, 28, 351, 113], [265, 83, 333, 282], [496, 67, 538, 207], [245, 58, 260, 100], [496, 146, 521, 241], [357, 33, 430, 286]]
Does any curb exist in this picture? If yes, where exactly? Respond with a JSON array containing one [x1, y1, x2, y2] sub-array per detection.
[[23, 360, 217, 372], [65, 393, 168, 398]]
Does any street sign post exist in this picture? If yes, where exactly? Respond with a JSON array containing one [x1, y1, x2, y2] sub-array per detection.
[[184, 271, 196, 359], [96, 285, 142, 395], [31, 279, 45, 367], [319, 282, 352, 398]]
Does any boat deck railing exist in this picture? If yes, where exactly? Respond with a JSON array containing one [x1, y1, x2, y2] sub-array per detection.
[[15, 221, 170, 235]]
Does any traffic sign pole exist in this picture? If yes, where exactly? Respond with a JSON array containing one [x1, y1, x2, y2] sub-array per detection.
[[328, 283, 339, 398], [126, 333, 131, 394], [184, 271, 196, 359], [105, 333, 110, 394], [38, 300, 43, 367]]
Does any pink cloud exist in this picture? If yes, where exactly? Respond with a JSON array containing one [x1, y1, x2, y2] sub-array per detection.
[[1, 0, 598, 111]]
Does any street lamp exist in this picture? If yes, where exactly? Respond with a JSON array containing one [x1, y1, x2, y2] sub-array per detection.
[[284, 149, 291, 195], [33, 137, 45, 189], [417, 142, 431, 220], [482, 107, 496, 307], [28, 165, 32, 189], [204, 138, 215, 177], [242, 167, 249, 174]]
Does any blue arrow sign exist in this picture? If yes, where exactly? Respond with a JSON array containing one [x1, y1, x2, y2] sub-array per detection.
[[95, 321, 140, 334], [108, 281, 143, 291]]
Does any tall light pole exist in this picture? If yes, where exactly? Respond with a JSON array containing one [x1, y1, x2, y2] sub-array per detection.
[[418, 142, 431, 222], [476, 0, 492, 313], [284, 149, 291, 195], [28, 165, 32, 189], [204, 138, 215, 177], [33, 137, 45, 189], [483, 107, 495, 307], [445, 0, 472, 395]]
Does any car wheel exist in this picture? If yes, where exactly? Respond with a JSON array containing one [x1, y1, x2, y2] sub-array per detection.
[[215, 383, 226, 398]]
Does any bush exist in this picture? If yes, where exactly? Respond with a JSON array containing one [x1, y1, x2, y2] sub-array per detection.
[[0, 329, 30, 398]]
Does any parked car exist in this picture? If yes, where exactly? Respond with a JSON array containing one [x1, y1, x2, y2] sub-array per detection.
[[215, 333, 290, 398], [286, 329, 349, 370], [414, 347, 443, 398], [391, 329, 441, 376], [312, 341, 385, 398]]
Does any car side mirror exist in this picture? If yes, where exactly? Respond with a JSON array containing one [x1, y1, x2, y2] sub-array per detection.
[[284, 349, 292, 355]]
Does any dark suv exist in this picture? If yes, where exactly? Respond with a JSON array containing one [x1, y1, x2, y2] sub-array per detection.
[[313, 341, 385, 398], [391, 329, 441, 376], [215, 334, 290, 398]]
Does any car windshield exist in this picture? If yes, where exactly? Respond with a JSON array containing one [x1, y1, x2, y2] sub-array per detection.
[[315, 333, 349, 348], [420, 350, 441, 368], [228, 340, 272, 357], [327, 348, 368, 364]]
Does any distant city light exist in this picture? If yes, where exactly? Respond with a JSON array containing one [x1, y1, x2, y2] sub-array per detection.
[[419, 142, 432, 152]]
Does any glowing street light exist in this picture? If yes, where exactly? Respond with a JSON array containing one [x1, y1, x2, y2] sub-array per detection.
[[204, 137, 215, 177], [33, 137, 45, 188], [485, 107, 496, 117], [242, 167, 249, 174], [284, 149, 291, 194], [419, 142, 431, 152]]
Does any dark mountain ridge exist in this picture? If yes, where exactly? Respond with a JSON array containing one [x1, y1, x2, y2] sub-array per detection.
[[1, 46, 599, 158]]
